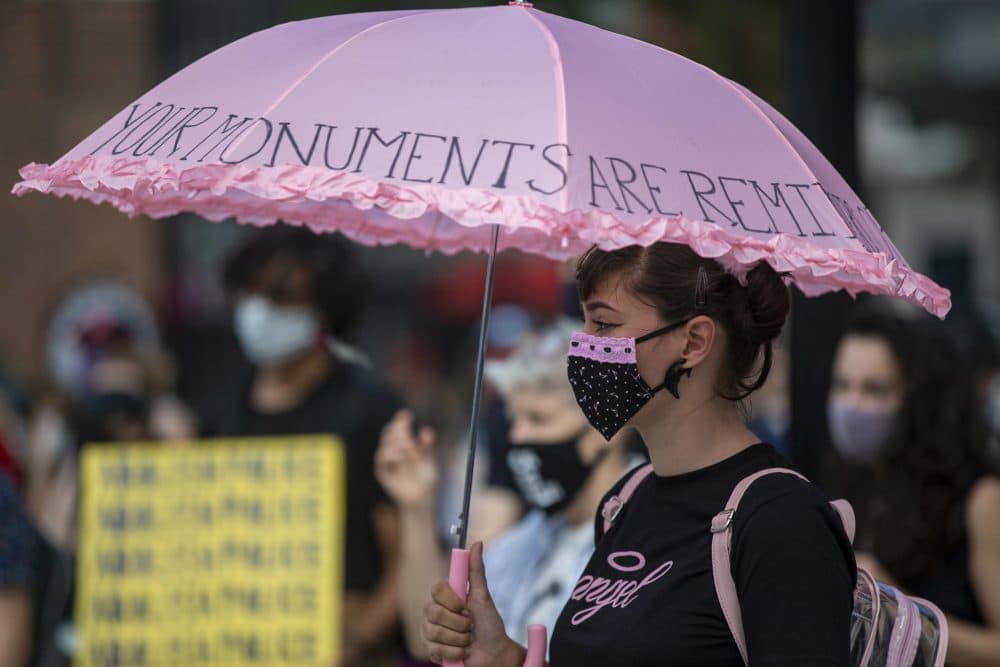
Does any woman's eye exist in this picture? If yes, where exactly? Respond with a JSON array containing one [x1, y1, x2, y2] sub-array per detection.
[[594, 320, 617, 333]]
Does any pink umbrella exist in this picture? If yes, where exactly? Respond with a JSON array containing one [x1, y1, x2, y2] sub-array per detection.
[[13, 3, 949, 316], [13, 3, 950, 664]]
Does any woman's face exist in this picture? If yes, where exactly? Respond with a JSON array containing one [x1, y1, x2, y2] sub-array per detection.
[[243, 255, 315, 309], [506, 384, 609, 464], [830, 334, 905, 412], [580, 271, 686, 393], [506, 385, 588, 445]]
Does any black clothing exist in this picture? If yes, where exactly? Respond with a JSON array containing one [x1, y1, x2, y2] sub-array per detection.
[[550, 444, 856, 666], [0, 473, 33, 588], [899, 495, 985, 625], [222, 358, 401, 592], [484, 402, 519, 494]]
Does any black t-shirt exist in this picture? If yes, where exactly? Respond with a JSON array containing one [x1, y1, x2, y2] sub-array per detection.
[[222, 358, 401, 593], [550, 443, 856, 666]]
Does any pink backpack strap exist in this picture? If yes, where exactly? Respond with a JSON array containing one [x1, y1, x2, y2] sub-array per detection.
[[601, 463, 654, 535], [711, 467, 808, 666], [830, 499, 856, 544]]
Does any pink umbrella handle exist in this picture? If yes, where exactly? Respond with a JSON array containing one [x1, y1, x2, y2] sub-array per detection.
[[523, 625, 548, 667], [444, 549, 549, 667], [442, 549, 470, 667]]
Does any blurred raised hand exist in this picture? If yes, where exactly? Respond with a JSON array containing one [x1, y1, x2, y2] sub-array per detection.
[[376, 409, 439, 510]]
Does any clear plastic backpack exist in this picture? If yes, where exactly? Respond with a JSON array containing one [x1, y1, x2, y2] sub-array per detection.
[[601, 465, 950, 666]]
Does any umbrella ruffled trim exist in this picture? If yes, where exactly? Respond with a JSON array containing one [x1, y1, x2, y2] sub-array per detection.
[[13, 155, 951, 317]]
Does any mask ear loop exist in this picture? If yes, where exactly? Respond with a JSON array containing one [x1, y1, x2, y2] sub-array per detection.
[[635, 318, 690, 344], [650, 266, 711, 399]]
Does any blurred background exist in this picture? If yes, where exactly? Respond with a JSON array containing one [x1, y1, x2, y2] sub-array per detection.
[[2, 1, 999, 666], [4, 0, 1000, 471]]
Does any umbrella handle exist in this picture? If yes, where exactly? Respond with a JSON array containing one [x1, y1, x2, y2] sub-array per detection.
[[444, 549, 548, 667], [524, 625, 548, 667]]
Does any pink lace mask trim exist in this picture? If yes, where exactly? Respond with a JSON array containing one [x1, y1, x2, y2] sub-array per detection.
[[568, 332, 638, 364]]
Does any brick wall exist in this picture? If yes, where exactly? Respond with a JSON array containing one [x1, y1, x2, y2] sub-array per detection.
[[0, 0, 161, 385]]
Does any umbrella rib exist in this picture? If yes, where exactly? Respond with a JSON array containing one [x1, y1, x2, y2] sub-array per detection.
[[714, 78, 842, 232], [518, 8, 570, 213], [224, 10, 440, 161]]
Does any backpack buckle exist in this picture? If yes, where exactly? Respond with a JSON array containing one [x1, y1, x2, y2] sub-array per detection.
[[603, 496, 624, 525], [711, 508, 736, 533]]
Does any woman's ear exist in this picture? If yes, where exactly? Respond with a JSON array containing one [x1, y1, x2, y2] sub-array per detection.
[[682, 315, 717, 368]]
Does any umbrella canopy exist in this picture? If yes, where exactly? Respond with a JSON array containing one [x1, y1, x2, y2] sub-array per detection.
[[13, 3, 949, 317]]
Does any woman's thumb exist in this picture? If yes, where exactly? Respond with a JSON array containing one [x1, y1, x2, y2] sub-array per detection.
[[468, 542, 491, 600]]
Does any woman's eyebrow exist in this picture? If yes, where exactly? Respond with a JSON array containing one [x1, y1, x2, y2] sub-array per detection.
[[584, 300, 618, 313]]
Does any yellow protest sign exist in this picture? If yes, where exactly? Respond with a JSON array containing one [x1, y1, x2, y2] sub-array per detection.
[[75, 436, 345, 667]]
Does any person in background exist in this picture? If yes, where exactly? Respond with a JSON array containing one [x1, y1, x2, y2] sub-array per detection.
[[828, 304, 1000, 665], [21, 281, 199, 667], [27, 308, 198, 551], [376, 319, 635, 661], [220, 227, 403, 667], [0, 472, 33, 667], [40, 279, 198, 448], [383, 314, 531, 550]]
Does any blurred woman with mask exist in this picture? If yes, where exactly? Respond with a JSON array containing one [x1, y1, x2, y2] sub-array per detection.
[[829, 305, 1000, 666], [375, 319, 634, 660], [221, 227, 403, 667]]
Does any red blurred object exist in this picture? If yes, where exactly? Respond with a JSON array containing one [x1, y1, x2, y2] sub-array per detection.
[[425, 255, 563, 322], [0, 431, 23, 489]]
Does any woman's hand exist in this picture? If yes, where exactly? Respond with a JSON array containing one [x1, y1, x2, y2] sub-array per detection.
[[375, 410, 438, 508], [422, 543, 526, 667]]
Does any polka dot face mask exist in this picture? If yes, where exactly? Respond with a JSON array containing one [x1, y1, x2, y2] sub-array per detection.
[[566, 319, 691, 440]]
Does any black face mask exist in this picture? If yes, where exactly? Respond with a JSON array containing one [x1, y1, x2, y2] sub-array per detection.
[[76, 391, 149, 445], [567, 318, 692, 440], [505, 434, 604, 515]]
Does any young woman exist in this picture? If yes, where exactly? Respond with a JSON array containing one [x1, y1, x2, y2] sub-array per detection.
[[829, 306, 1000, 666], [421, 242, 856, 666]]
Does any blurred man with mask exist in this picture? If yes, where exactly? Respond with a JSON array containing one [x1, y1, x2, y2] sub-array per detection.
[[220, 227, 403, 666], [375, 319, 637, 660]]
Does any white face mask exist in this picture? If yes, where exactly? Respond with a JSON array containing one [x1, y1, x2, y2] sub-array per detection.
[[827, 401, 896, 464], [234, 296, 321, 366]]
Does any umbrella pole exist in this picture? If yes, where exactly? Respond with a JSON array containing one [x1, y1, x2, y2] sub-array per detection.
[[454, 224, 501, 550], [444, 224, 549, 666]]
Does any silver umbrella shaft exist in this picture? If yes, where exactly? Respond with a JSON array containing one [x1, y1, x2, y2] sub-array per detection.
[[454, 224, 501, 550]]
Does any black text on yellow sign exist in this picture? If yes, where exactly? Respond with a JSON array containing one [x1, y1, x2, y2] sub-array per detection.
[[75, 436, 345, 667]]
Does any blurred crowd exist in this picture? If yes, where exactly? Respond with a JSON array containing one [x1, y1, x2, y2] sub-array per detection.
[[1, 227, 999, 666]]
